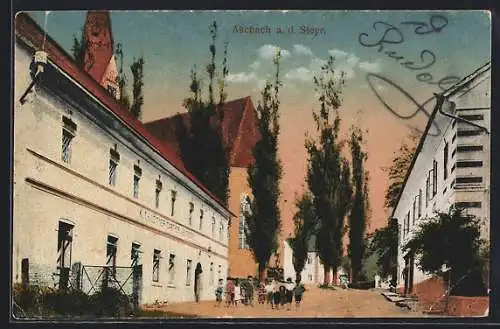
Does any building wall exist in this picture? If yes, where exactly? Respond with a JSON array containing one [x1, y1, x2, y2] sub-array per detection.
[[394, 67, 490, 292], [13, 43, 230, 304], [227, 167, 258, 278]]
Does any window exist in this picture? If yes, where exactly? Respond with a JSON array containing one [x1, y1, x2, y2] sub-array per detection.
[[412, 200, 416, 225], [131, 243, 141, 267], [432, 160, 438, 197], [186, 259, 192, 286], [109, 147, 120, 186], [239, 195, 251, 249], [155, 180, 162, 209], [61, 116, 76, 164], [456, 176, 483, 184], [418, 189, 422, 218], [406, 211, 410, 235], [153, 249, 161, 282], [57, 221, 73, 289], [168, 254, 176, 284], [444, 141, 449, 180], [133, 165, 142, 199], [171, 190, 177, 217], [455, 202, 482, 209], [307, 255, 312, 264], [106, 235, 118, 274], [457, 145, 483, 152], [458, 114, 484, 121], [209, 262, 214, 285], [199, 209, 204, 230], [457, 161, 483, 168], [457, 130, 483, 137], [188, 202, 194, 226], [219, 221, 224, 241], [212, 216, 216, 237], [425, 175, 430, 208]]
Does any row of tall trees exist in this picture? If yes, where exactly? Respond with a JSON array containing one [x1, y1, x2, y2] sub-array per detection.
[[290, 57, 370, 285]]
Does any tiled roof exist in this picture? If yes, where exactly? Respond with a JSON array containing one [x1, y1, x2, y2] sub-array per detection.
[[15, 13, 232, 215], [145, 96, 260, 168]]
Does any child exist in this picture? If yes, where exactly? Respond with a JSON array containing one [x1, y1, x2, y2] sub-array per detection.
[[234, 281, 241, 306], [285, 278, 295, 310], [293, 279, 305, 309], [272, 279, 280, 309], [278, 282, 287, 309], [265, 280, 274, 306], [225, 277, 235, 307], [215, 279, 224, 307]]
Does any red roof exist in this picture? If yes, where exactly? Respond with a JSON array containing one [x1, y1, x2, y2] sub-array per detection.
[[82, 11, 115, 83], [15, 13, 233, 215], [145, 96, 260, 168]]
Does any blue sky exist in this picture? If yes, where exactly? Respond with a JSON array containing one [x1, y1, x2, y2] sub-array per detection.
[[23, 10, 491, 232]]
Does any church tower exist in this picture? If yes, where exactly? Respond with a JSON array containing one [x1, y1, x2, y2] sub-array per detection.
[[82, 11, 120, 100]]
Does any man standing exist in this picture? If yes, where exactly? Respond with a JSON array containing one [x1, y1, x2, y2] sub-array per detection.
[[245, 276, 254, 306]]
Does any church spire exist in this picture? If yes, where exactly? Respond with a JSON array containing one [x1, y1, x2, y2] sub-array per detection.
[[82, 11, 120, 100]]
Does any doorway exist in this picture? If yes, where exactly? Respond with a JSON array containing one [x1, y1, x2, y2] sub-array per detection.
[[194, 263, 203, 302]]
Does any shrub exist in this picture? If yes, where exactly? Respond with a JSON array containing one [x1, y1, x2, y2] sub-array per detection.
[[43, 288, 91, 316], [12, 283, 46, 317], [348, 280, 375, 290], [89, 287, 133, 317]]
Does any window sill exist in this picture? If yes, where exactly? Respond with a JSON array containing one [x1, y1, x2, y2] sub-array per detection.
[[152, 282, 162, 287], [167, 284, 176, 288]]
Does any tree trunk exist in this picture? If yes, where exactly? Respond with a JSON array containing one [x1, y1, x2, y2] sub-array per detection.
[[333, 270, 338, 286], [259, 267, 267, 284], [324, 266, 330, 285], [295, 272, 302, 284]]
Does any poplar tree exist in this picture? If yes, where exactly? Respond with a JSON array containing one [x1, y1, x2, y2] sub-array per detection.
[[348, 127, 370, 282], [305, 56, 351, 285], [177, 21, 230, 204], [289, 192, 316, 283], [130, 56, 145, 120], [245, 49, 283, 283]]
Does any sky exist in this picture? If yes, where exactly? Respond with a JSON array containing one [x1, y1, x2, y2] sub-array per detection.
[[26, 10, 491, 238]]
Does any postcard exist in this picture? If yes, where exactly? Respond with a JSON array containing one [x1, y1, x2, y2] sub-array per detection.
[[12, 10, 491, 320]]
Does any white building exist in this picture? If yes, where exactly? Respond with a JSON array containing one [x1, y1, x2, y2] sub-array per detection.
[[393, 63, 491, 296], [13, 13, 233, 304], [283, 238, 347, 285]]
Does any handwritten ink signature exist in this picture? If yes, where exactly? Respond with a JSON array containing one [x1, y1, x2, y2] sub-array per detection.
[[358, 14, 465, 135]]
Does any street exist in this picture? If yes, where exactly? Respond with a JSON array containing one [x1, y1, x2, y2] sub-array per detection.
[[142, 285, 433, 318]]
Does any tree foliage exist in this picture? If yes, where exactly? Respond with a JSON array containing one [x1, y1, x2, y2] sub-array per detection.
[[176, 21, 230, 204], [289, 192, 316, 283], [402, 207, 487, 296], [129, 56, 145, 120], [305, 56, 351, 283], [115, 43, 131, 110], [383, 129, 420, 209], [348, 127, 369, 282], [245, 49, 283, 282], [366, 217, 399, 285], [71, 28, 85, 68]]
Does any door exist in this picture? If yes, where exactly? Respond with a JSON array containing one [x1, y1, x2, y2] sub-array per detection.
[[194, 263, 203, 302], [132, 264, 143, 308]]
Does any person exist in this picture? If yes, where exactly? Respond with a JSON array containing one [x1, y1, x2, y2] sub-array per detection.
[[225, 277, 235, 307], [278, 281, 287, 309], [245, 276, 254, 306], [285, 278, 294, 310], [215, 278, 224, 307], [272, 278, 280, 309], [258, 282, 266, 304], [265, 280, 274, 306], [234, 281, 242, 306], [293, 279, 305, 309]]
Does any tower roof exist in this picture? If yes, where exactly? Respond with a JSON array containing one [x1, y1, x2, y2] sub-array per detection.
[[82, 11, 115, 84]]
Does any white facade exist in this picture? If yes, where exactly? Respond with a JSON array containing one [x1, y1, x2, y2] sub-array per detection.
[[283, 240, 342, 285], [13, 35, 231, 304], [393, 64, 491, 292]]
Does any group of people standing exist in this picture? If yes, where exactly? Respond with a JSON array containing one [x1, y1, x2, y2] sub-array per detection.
[[215, 276, 306, 310]]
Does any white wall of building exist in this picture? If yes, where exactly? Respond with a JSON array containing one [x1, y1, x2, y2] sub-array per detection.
[[393, 65, 491, 290], [13, 41, 231, 304]]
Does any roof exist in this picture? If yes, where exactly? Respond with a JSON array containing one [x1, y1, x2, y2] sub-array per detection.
[[145, 96, 260, 168], [390, 62, 491, 220], [15, 13, 233, 216], [82, 11, 115, 84]]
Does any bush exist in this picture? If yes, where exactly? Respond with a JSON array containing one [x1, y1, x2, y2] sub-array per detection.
[[348, 280, 375, 290], [12, 283, 44, 316], [89, 287, 133, 317], [43, 288, 91, 316]]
